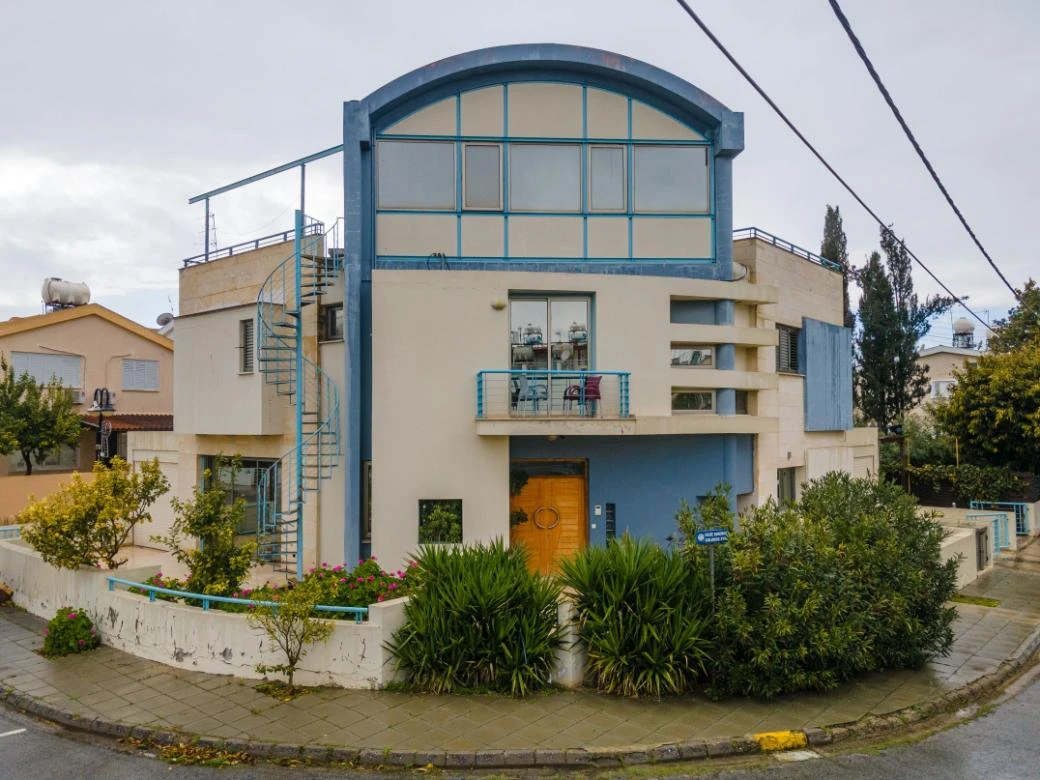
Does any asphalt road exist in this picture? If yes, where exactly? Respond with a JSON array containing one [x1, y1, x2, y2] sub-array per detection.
[[1, 666, 1039, 779]]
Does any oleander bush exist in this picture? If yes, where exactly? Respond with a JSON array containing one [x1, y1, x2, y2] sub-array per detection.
[[560, 535, 712, 697], [701, 473, 958, 699], [42, 607, 100, 657], [387, 540, 562, 696]]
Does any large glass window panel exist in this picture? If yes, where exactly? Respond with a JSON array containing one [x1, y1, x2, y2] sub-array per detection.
[[377, 141, 455, 209], [509, 144, 581, 212], [549, 299, 589, 370], [671, 390, 714, 412], [670, 345, 714, 367], [510, 299, 548, 370], [464, 144, 501, 209], [589, 145, 626, 211], [633, 145, 709, 212]]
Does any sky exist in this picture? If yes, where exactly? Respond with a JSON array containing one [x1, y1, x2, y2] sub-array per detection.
[[1, 0, 1036, 346]]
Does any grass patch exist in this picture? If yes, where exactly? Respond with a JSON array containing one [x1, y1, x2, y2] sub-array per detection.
[[951, 594, 1000, 608]]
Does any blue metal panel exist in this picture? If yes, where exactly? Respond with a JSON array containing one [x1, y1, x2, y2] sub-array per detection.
[[510, 434, 754, 547], [669, 299, 716, 324], [802, 318, 853, 432]]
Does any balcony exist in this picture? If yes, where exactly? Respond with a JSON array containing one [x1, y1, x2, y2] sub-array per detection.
[[476, 370, 630, 423]]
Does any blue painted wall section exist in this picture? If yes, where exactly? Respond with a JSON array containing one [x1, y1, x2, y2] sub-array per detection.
[[802, 318, 853, 432], [510, 435, 753, 547]]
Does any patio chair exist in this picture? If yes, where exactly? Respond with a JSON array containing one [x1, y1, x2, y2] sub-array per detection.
[[513, 373, 547, 413], [563, 375, 601, 416]]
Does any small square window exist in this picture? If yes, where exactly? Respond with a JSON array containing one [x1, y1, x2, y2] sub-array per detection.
[[671, 345, 714, 367], [377, 140, 456, 210], [633, 145, 709, 213], [321, 304, 344, 342], [510, 144, 581, 212], [735, 390, 749, 415], [418, 499, 462, 544], [464, 143, 502, 209], [776, 325, 800, 373], [122, 358, 160, 391], [777, 467, 797, 505], [239, 319, 255, 374], [671, 390, 714, 412]]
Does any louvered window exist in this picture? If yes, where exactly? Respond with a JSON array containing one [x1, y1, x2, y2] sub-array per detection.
[[11, 351, 82, 388], [776, 325, 800, 373], [122, 359, 159, 391], [239, 319, 255, 374]]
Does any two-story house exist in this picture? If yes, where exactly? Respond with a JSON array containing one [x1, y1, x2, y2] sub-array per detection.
[[172, 44, 877, 576]]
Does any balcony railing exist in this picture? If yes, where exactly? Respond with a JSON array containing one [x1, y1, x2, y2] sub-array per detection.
[[476, 370, 630, 420]]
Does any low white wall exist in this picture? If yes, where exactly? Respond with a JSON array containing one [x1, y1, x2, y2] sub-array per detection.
[[941, 527, 979, 589], [0, 540, 406, 689]]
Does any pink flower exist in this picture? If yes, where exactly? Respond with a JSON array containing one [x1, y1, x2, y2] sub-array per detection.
[[67, 612, 77, 620], [43, 629, 49, 636], [333, 565, 343, 573], [371, 556, 377, 561], [357, 577, 364, 583], [367, 575, 375, 583], [377, 595, 385, 602], [349, 583, 356, 589], [339, 578, 347, 584], [78, 639, 86, 647], [321, 562, 328, 568], [388, 583, 398, 591]]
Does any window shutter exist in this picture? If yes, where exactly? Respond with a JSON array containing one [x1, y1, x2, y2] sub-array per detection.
[[240, 319, 255, 373]]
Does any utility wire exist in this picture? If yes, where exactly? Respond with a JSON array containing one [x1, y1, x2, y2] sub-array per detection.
[[671, 0, 990, 330], [826, 0, 1019, 301]]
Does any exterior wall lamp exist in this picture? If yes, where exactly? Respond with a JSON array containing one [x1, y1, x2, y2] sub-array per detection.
[[87, 387, 115, 466]]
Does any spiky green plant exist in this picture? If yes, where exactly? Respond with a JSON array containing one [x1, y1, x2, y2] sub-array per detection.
[[387, 540, 562, 697], [560, 536, 713, 697]]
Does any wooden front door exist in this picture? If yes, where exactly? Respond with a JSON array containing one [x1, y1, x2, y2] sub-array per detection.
[[510, 467, 587, 575]]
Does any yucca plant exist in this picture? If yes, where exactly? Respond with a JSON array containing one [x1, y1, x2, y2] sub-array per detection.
[[560, 536, 713, 697], [386, 540, 562, 697]]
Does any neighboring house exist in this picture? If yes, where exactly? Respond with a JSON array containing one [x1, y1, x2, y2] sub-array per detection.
[[171, 44, 877, 576], [0, 302, 174, 477], [916, 318, 986, 410]]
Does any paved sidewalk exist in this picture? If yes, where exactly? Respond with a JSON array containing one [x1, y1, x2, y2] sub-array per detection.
[[1, 565, 1039, 767]]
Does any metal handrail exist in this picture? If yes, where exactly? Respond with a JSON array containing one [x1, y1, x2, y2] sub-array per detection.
[[970, 500, 1031, 536], [476, 369, 631, 419], [733, 227, 843, 272], [182, 222, 324, 267], [107, 577, 367, 623], [0, 525, 21, 540]]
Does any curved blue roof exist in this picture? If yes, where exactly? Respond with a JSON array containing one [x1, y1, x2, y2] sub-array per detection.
[[357, 43, 743, 155]]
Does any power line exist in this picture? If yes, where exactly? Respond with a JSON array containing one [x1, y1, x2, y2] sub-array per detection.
[[826, 0, 1019, 301], [670, 0, 990, 331]]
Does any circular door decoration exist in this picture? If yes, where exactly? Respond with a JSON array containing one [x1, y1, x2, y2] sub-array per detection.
[[532, 506, 561, 530]]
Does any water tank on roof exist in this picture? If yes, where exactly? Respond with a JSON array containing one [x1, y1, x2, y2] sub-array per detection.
[[41, 278, 90, 308], [952, 317, 976, 349], [953, 317, 974, 335]]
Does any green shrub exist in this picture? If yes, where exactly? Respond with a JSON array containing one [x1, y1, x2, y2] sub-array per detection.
[[387, 540, 561, 696], [42, 607, 100, 657], [20, 457, 169, 570], [297, 558, 420, 611], [703, 473, 958, 699], [248, 578, 333, 692], [152, 456, 254, 596], [561, 535, 712, 697]]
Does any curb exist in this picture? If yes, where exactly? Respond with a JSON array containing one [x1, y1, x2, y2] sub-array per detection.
[[4, 622, 1040, 770]]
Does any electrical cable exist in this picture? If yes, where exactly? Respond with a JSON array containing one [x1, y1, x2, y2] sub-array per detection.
[[826, 0, 1019, 300], [670, 0, 991, 330]]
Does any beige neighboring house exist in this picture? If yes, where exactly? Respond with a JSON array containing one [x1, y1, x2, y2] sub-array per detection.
[[915, 318, 986, 414], [0, 303, 174, 520]]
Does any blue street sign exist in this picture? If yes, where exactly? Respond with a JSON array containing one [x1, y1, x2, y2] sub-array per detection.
[[694, 528, 729, 545]]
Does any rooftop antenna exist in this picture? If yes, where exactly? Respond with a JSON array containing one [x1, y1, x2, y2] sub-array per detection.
[[209, 213, 218, 252]]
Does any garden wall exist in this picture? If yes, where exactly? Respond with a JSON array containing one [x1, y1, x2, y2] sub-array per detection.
[[0, 540, 408, 689]]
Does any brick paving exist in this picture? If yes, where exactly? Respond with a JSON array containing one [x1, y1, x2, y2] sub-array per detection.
[[1, 564, 1039, 757]]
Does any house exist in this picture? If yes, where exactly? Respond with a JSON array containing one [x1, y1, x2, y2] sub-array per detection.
[[916, 318, 986, 407], [0, 299, 174, 520], [171, 44, 878, 576]]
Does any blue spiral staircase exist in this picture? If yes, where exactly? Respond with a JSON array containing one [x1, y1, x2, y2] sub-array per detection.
[[256, 211, 342, 578]]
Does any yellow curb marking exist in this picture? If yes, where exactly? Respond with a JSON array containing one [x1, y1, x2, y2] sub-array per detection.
[[754, 731, 808, 752]]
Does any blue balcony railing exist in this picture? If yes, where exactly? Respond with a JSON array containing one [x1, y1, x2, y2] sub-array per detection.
[[476, 370, 630, 420], [0, 525, 21, 541], [970, 500, 1031, 536]]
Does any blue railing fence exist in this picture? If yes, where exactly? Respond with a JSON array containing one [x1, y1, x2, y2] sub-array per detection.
[[476, 370, 630, 420], [182, 221, 324, 267], [0, 525, 22, 541], [970, 501, 1031, 536], [107, 577, 367, 623]]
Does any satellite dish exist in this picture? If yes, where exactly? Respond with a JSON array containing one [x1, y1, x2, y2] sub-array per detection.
[[156, 312, 174, 327]]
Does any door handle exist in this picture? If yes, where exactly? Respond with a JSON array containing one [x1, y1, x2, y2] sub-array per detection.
[[532, 506, 561, 530]]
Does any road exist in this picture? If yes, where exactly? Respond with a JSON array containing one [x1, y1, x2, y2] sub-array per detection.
[[1, 666, 1039, 779]]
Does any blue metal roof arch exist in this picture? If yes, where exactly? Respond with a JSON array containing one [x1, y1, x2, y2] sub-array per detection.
[[355, 43, 744, 155]]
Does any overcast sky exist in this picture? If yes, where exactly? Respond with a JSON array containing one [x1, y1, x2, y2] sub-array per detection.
[[1, 0, 1036, 345]]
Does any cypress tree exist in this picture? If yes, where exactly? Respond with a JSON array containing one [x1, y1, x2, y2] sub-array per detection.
[[820, 205, 853, 329]]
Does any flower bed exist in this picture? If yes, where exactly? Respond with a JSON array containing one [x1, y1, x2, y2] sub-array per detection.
[[128, 557, 420, 619]]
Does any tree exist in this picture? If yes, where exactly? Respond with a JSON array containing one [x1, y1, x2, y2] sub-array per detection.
[[19, 457, 170, 569], [934, 341, 1040, 473], [0, 354, 82, 475], [987, 278, 1040, 353], [855, 228, 953, 430], [820, 205, 853, 329], [152, 456, 255, 596], [249, 578, 334, 694]]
